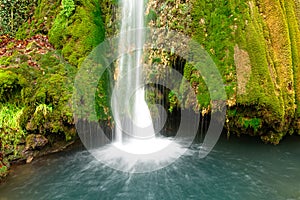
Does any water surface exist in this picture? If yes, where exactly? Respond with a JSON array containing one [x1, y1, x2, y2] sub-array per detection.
[[1, 135, 300, 200]]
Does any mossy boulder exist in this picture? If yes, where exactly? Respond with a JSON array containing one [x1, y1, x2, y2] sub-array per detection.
[[25, 134, 48, 150], [17, 53, 77, 141], [1, 49, 77, 144]]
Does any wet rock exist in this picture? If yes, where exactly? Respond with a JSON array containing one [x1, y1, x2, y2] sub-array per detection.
[[25, 134, 48, 150]]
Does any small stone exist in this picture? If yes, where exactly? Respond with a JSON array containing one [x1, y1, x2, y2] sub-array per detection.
[[26, 156, 33, 163]]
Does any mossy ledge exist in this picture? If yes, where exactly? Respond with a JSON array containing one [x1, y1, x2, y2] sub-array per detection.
[[146, 0, 300, 144]]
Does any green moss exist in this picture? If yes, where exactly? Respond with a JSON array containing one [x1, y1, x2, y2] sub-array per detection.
[[0, 51, 78, 141], [241, 20, 282, 118], [95, 70, 112, 121], [168, 90, 179, 113], [180, 62, 210, 109], [0, 70, 24, 103], [146, 9, 158, 24], [186, 0, 300, 142], [187, 0, 248, 109], [49, 0, 105, 67], [283, 0, 300, 116], [261, 132, 285, 145], [238, 117, 262, 133], [0, 104, 26, 155], [22, 70, 76, 140]]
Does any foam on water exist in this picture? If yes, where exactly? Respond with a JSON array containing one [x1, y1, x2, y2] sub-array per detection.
[[91, 137, 188, 172]]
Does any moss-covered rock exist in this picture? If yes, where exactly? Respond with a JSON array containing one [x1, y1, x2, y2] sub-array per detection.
[[49, 0, 105, 67], [146, 0, 300, 144], [0, 104, 26, 155], [25, 134, 48, 150]]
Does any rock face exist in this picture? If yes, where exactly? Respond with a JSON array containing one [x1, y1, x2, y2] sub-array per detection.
[[144, 0, 300, 143]]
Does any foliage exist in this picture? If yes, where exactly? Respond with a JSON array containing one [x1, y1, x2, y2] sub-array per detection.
[[19, 54, 77, 141], [0, 0, 38, 35], [0, 104, 26, 155], [238, 117, 262, 133], [61, 0, 75, 18], [168, 90, 179, 113], [15, 0, 61, 39]]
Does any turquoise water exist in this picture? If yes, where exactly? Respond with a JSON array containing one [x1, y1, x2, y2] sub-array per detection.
[[1, 135, 300, 200]]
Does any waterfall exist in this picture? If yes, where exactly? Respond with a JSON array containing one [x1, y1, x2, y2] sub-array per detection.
[[113, 0, 155, 143], [74, 0, 225, 173]]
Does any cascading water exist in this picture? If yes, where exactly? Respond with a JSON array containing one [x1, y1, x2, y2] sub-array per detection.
[[73, 0, 225, 173], [113, 0, 156, 143], [91, 0, 187, 171], [89, 0, 192, 173]]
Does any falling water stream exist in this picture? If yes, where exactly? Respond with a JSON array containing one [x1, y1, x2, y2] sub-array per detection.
[[74, 0, 191, 173], [113, 0, 155, 142], [98, 0, 192, 171]]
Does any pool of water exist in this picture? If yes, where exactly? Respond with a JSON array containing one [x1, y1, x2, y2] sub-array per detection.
[[1, 134, 300, 200]]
